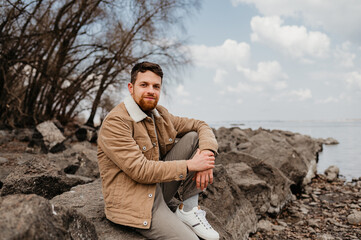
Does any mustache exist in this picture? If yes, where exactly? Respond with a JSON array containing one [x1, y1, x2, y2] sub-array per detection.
[[143, 94, 156, 98]]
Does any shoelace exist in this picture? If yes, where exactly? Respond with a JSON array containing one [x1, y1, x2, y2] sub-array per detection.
[[195, 209, 212, 229]]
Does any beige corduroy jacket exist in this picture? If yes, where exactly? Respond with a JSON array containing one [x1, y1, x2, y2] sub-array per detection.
[[97, 96, 218, 229]]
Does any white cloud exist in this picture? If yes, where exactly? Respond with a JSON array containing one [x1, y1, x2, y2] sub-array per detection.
[[176, 84, 190, 96], [214, 69, 228, 84], [189, 39, 250, 69], [231, 0, 361, 41], [289, 88, 312, 101], [237, 98, 243, 104], [334, 42, 356, 68], [226, 82, 263, 93], [316, 97, 339, 104], [250, 16, 330, 59], [237, 61, 288, 84], [345, 71, 361, 90]]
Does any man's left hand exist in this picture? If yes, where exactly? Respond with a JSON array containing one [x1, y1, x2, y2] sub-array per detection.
[[193, 150, 215, 190]]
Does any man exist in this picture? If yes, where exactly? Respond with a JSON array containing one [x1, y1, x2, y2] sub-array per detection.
[[97, 62, 219, 240]]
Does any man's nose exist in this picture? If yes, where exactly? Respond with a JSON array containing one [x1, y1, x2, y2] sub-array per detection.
[[146, 86, 155, 94]]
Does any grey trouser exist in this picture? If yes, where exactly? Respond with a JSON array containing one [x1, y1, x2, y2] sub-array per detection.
[[136, 132, 201, 240]]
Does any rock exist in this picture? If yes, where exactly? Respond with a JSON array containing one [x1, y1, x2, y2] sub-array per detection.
[[324, 165, 339, 182], [0, 157, 91, 199], [47, 143, 99, 179], [75, 125, 97, 142], [257, 219, 273, 232], [0, 130, 14, 145], [347, 211, 361, 225], [225, 162, 271, 216], [199, 165, 258, 239], [35, 121, 66, 153], [51, 179, 146, 240], [317, 233, 335, 240], [316, 137, 339, 145], [215, 127, 322, 187], [13, 128, 36, 142], [216, 151, 292, 215], [0, 194, 97, 240], [0, 156, 8, 164], [307, 219, 320, 228]]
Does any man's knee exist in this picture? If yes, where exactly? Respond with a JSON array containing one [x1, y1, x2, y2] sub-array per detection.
[[181, 131, 198, 146]]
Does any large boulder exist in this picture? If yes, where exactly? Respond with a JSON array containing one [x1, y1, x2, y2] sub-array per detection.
[[199, 165, 258, 240], [216, 151, 292, 215], [215, 127, 322, 187], [52, 166, 258, 240], [47, 142, 99, 179], [51, 179, 145, 240], [0, 194, 97, 240], [0, 156, 92, 199]]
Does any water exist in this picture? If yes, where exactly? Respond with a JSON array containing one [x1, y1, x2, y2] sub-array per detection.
[[209, 120, 361, 181]]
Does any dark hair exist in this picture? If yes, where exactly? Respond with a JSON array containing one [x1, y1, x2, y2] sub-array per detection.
[[130, 61, 163, 84]]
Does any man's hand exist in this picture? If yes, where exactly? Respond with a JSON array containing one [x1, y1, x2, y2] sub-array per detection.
[[191, 150, 215, 190], [186, 149, 215, 172], [193, 169, 213, 190]]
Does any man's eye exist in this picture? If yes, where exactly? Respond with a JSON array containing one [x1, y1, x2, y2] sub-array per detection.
[[154, 85, 160, 89]]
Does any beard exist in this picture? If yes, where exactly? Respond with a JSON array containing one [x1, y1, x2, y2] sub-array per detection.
[[138, 95, 158, 112]]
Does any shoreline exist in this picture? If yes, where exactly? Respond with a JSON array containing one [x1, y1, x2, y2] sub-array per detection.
[[1, 123, 360, 239]]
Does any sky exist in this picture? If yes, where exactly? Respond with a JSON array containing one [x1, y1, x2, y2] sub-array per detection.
[[156, 0, 361, 123]]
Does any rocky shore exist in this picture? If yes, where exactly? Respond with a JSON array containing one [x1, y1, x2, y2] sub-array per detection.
[[0, 121, 360, 240]]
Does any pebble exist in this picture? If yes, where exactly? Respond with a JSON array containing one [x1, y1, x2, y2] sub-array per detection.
[[317, 233, 335, 240], [0, 156, 8, 164], [277, 220, 288, 227], [307, 219, 320, 228], [350, 204, 359, 209], [347, 211, 361, 225]]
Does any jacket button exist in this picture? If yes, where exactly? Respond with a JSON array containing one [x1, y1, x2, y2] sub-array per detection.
[[153, 142, 156, 146], [169, 138, 172, 142], [143, 221, 148, 226], [179, 174, 184, 179], [148, 193, 153, 198], [142, 146, 146, 151]]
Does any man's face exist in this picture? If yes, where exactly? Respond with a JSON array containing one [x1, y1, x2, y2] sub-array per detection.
[[128, 70, 162, 112]]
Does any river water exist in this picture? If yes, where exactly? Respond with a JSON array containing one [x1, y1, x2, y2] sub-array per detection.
[[209, 120, 361, 181]]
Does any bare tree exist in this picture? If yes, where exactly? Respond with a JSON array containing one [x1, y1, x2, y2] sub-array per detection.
[[0, 0, 199, 128]]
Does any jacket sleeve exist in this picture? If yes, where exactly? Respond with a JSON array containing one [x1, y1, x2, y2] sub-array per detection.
[[165, 109, 218, 154], [98, 115, 187, 184]]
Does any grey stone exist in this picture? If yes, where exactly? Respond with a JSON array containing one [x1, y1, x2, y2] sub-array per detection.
[[216, 151, 292, 215], [257, 219, 273, 232], [317, 233, 335, 240], [36, 121, 66, 152], [347, 211, 361, 225], [0, 156, 8, 164], [199, 165, 258, 239], [324, 165, 340, 182], [0, 194, 97, 240], [316, 137, 339, 145], [0, 157, 90, 199], [51, 179, 146, 240]]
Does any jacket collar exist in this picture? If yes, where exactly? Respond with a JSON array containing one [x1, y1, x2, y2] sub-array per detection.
[[124, 95, 160, 122]]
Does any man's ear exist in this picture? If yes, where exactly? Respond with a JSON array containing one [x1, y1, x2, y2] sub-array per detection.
[[128, 82, 133, 95]]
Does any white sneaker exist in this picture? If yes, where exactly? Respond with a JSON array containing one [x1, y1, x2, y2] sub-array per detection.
[[175, 204, 220, 240]]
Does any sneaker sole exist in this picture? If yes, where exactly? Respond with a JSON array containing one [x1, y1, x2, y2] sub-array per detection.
[[182, 221, 219, 240]]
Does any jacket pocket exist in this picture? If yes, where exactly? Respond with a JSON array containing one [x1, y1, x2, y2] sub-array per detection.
[[136, 137, 155, 160]]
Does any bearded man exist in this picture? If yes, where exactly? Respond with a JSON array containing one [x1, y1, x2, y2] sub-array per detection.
[[97, 61, 219, 240]]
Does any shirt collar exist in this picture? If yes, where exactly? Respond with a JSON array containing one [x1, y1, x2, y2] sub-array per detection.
[[124, 95, 160, 122]]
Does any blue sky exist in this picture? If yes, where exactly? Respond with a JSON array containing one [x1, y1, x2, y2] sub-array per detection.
[[157, 0, 361, 123]]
